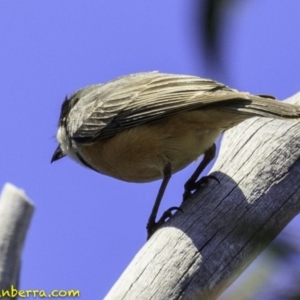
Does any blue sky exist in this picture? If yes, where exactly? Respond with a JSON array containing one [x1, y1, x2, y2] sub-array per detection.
[[1, 1, 300, 299]]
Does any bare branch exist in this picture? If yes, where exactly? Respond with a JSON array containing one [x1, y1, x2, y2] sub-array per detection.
[[0, 183, 34, 291], [104, 93, 300, 300]]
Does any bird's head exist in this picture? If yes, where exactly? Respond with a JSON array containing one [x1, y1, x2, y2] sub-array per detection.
[[51, 96, 73, 163]]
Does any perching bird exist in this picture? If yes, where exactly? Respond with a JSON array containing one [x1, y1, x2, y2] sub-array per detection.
[[51, 72, 300, 239]]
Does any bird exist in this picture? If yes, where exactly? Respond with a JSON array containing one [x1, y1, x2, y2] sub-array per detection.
[[51, 71, 300, 239]]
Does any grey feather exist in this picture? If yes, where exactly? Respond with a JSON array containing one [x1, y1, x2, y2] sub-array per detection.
[[66, 72, 300, 143]]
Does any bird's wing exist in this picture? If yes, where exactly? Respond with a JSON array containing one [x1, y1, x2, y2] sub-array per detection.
[[67, 72, 247, 142], [66, 72, 296, 143]]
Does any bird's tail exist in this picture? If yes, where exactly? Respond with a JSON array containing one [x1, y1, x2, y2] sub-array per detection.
[[211, 93, 300, 120]]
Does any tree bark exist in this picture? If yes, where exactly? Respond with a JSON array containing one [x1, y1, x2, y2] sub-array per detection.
[[104, 93, 300, 300], [0, 183, 34, 295]]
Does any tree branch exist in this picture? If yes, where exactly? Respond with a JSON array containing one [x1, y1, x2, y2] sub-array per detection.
[[104, 93, 300, 300], [0, 183, 34, 291]]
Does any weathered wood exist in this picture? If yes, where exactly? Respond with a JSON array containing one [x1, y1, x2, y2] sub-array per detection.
[[0, 183, 34, 292], [104, 93, 300, 300]]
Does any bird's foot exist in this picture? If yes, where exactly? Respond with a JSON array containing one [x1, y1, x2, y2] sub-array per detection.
[[146, 206, 183, 240], [183, 175, 220, 202]]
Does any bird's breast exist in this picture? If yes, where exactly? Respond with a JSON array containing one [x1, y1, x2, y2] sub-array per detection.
[[76, 111, 222, 183]]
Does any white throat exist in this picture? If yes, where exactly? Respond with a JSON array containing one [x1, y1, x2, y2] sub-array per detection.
[[57, 126, 81, 164]]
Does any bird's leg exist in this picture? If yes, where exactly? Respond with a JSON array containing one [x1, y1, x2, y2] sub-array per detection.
[[183, 143, 217, 201], [146, 162, 181, 239]]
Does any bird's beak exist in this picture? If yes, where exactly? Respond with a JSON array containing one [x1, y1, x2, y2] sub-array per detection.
[[51, 145, 66, 163]]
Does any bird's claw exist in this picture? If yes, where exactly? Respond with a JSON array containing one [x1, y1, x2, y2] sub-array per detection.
[[183, 175, 220, 201], [146, 206, 183, 240]]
